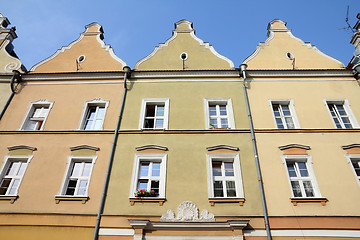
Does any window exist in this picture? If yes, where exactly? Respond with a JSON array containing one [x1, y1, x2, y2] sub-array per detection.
[[204, 98, 235, 129], [345, 156, 360, 186], [206, 154, 243, 198], [58, 156, 96, 197], [139, 99, 169, 130], [20, 100, 54, 130], [283, 156, 321, 198], [0, 156, 31, 196], [325, 100, 358, 129], [270, 100, 299, 129], [130, 154, 167, 198], [78, 98, 109, 130]]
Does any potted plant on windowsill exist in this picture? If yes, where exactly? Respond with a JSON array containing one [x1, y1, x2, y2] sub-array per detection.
[[134, 190, 158, 198]]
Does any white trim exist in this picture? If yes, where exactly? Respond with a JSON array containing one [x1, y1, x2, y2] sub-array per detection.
[[57, 155, 97, 197], [345, 154, 360, 188], [206, 153, 244, 198], [135, 20, 233, 69], [324, 99, 359, 129], [99, 228, 134, 236], [139, 98, 169, 130], [0, 155, 33, 196], [129, 154, 167, 198], [19, 99, 54, 131], [268, 99, 300, 129], [281, 155, 322, 198], [77, 98, 109, 130], [30, 23, 126, 71], [204, 98, 235, 130]]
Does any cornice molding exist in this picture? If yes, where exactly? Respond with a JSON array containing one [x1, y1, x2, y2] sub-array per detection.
[[342, 144, 360, 150], [207, 145, 239, 151], [279, 144, 310, 150], [8, 145, 37, 151], [70, 145, 100, 151], [135, 145, 168, 151]]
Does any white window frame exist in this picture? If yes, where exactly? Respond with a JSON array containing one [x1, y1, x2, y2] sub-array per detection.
[[345, 154, 360, 187], [269, 99, 300, 129], [57, 156, 97, 197], [0, 155, 33, 196], [78, 98, 109, 130], [324, 99, 359, 129], [139, 98, 169, 130], [206, 153, 243, 198], [19, 99, 54, 130], [281, 155, 322, 198], [204, 98, 235, 130], [129, 154, 167, 198]]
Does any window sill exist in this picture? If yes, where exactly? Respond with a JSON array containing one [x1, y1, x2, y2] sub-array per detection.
[[208, 198, 245, 206], [0, 195, 18, 203], [54, 195, 89, 204], [129, 197, 165, 206], [290, 197, 328, 206]]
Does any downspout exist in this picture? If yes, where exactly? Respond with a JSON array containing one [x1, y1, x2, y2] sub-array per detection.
[[0, 70, 21, 120], [93, 66, 131, 240], [240, 64, 272, 240]]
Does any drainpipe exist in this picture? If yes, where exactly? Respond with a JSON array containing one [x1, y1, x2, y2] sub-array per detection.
[[0, 70, 21, 120], [240, 64, 272, 240], [93, 66, 131, 240]]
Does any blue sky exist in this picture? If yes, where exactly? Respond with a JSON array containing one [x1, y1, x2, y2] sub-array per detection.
[[2, 0, 359, 70]]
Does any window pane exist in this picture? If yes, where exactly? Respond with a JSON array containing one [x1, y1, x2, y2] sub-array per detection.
[[145, 105, 155, 117], [71, 162, 82, 177], [272, 105, 280, 116], [139, 162, 149, 177], [219, 105, 227, 116], [87, 108, 96, 120], [224, 162, 234, 176], [17, 162, 27, 176], [0, 178, 11, 195], [285, 117, 295, 129], [97, 107, 105, 118], [209, 106, 216, 116], [303, 181, 315, 197], [291, 181, 302, 197], [65, 180, 77, 195], [152, 162, 160, 177], [352, 160, 360, 176], [298, 162, 309, 177], [84, 120, 93, 130], [32, 108, 43, 118], [209, 118, 218, 128], [156, 106, 164, 117], [94, 119, 103, 129], [82, 163, 92, 177], [220, 118, 228, 128], [276, 118, 284, 129], [155, 119, 164, 128], [287, 163, 297, 177], [6, 162, 17, 176], [226, 181, 236, 197], [212, 162, 222, 176], [336, 105, 346, 115], [137, 180, 147, 190], [282, 105, 291, 116], [77, 180, 88, 195], [213, 181, 224, 197], [8, 179, 19, 195], [25, 120, 37, 130], [144, 119, 154, 128], [151, 180, 159, 194]]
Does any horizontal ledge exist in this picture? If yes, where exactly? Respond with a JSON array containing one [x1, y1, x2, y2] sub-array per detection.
[[129, 198, 166, 206], [208, 198, 245, 206], [0, 195, 18, 203], [290, 197, 328, 206], [55, 196, 89, 204]]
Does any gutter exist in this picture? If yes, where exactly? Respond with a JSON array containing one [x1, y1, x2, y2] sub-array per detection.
[[239, 64, 272, 240], [93, 66, 131, 240], [0, 70, 21, 120]]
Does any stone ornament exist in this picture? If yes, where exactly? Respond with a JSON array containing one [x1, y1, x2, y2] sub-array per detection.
[[160, 201, 215, 222]]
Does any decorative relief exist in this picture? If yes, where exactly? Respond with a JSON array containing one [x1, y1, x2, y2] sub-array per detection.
[[160, 201, 215, 222], [5, 62, 20, 72]]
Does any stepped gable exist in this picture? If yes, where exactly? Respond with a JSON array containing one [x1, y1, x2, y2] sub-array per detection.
[[135, 19, 234, 70], [30, 22, 126, 73], [243, 19, 344, 70]]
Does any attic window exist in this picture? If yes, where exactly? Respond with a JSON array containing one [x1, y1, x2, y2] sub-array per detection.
[[180, 52, 188, 61], [78, 55, 86, 63], [286, 52, 294, 60]]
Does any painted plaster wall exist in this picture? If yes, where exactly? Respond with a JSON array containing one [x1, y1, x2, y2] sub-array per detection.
[[0, 82, 124, 131], [0, 82, 11, 113], [246, 78, 360, 129], [120, 81, 249, 130], [104, 133, 263, 216], [0, 133, 112, 213], [255, 132, 360, 216]]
